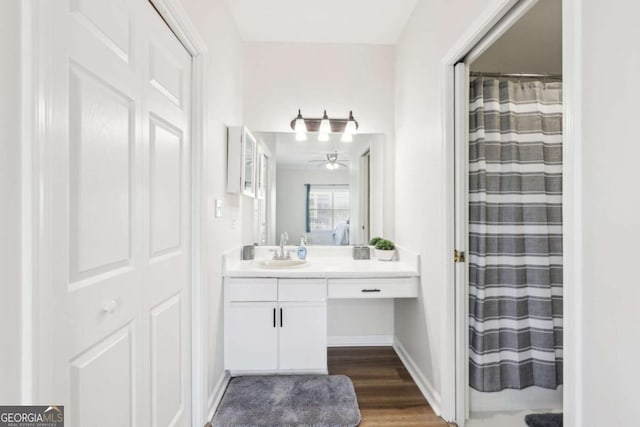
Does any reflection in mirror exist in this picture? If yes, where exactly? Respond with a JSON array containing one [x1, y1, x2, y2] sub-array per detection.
[[242, 130, 256, 196], [254, 132, 383, 246]]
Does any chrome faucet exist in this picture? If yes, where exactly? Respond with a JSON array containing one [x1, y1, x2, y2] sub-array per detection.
[[273, 232, 290, 260]]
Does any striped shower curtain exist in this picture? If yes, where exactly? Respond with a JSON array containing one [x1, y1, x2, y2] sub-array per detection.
[[468, 77, 563, 392]]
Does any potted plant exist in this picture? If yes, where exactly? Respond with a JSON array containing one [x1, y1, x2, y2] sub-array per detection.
[[369, 237, 383, 249], [374, 239, 396, 261]]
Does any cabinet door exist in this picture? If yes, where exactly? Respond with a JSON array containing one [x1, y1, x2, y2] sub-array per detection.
[[226, 302, 278, 371], [241, 128, 256, 197], [278, 302, 327, 371]]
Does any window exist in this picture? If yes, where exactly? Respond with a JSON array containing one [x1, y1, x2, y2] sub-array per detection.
[[306, 185, 350, 232]]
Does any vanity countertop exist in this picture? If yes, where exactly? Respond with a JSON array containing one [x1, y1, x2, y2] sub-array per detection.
[[224, 257, 419, 278], [223, 246, 420, 279]]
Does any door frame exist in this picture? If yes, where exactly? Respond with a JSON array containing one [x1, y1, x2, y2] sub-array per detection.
[[21, 0, 210, 425], [440, 0, 582, 425]]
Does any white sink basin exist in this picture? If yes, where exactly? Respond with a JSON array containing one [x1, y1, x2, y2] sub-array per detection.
[[256, 259, 308, 269]]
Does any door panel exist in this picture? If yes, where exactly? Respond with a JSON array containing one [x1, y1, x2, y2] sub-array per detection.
[[68, 65, 134, 281], [149, 43, 184, 107], [70, 324, 134, 427], [226, 303, 278, 371], [150, 294, 184, 427], [69, 0, 131, 64], [49, 0, 192, 425], [278, 302, 327, 371], [149, 116, 183, 257]]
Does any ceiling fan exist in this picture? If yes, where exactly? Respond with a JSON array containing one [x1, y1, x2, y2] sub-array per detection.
[[308, 152, 349, 170]]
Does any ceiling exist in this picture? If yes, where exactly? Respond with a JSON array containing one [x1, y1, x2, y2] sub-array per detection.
[[224, 0, 419, 45]]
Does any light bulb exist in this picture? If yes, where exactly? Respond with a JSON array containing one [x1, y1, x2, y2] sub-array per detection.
[[294, 109, 307, 133], [345, 110, 358, 135], [341, 132, 353, 143], [318, 132, 329, 142], [319, 110, 331, 134], [326, 162, 333, 170], [296, 131, 307, 141]]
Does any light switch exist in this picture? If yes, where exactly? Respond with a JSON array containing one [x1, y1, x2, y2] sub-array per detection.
[[215, 199, 223, 218]]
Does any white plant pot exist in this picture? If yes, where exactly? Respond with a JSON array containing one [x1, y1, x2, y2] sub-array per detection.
[[375, 249, 395, 261]]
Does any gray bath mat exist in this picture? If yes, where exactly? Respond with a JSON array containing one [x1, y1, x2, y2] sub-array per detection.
[[212, 375, 361, 427], [525, 413, 563, 427]]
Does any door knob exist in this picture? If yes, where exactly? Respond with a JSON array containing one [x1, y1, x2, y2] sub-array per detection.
[[102, 300, 118, 314]]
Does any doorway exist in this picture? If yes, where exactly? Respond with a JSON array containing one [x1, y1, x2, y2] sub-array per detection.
[[448, 0, 565, 425]]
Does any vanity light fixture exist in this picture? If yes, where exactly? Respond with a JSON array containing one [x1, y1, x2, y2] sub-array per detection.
[[289, 109, 359, 142], [318, 111, 331, 141], [318, 110, 331, 134], [293, 109, 307, 133], [344, 111, 358, 135], [294, 109, 307, 141]]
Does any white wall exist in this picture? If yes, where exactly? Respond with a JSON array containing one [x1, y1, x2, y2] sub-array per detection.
[[242, 42, 396, 238], [393, 0, 503, 410], [578, 1, 640, 425], [178, 0, 244, 415], [0, 0, 22, 405], [275, 167, 350, 244]]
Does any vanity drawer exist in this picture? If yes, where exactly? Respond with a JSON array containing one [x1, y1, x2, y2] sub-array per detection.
[[278, 279, 327, 302], [328, 277, 418, 299], [226, 278, 278, 301]]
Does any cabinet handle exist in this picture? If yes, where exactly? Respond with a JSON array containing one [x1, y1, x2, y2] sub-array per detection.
[[273, 308, 276, 328], [361, 288, 381, 293], [280, 308, 283, 327]]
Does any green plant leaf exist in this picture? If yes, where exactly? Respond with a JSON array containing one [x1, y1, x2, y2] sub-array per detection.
[[375, 239, 395, 250], [369, 237, 383, 246]]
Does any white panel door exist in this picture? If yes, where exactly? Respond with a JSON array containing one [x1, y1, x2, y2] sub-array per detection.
[[278, 302, 327, 371], [226, 303, 279, 372], [454, 62, 470, 424], [47, 0, 191, 426], [141, 3, 192, 427]]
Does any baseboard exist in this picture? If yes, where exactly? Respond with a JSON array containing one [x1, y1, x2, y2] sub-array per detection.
[[393, 338, 442, 416], [328, 335, 394, 347], [207, 370, 231, 422]]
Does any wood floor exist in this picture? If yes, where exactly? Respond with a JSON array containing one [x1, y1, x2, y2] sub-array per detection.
[[328, 347, 452, 427]]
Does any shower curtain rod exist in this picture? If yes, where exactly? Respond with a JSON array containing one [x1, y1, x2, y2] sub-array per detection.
[[470, 71, 562, 80]]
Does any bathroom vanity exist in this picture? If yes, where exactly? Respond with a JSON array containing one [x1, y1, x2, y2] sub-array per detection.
[[223, 246, 420, 376]]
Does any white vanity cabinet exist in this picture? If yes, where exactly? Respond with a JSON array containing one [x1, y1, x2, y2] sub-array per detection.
[[224, 278, 327, 375]]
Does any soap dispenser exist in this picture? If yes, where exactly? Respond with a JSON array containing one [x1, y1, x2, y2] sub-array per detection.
[[297, 236, 308, 260]]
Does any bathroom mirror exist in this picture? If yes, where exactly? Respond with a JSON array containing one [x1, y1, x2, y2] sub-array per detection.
[[254, 131, 384, 246]]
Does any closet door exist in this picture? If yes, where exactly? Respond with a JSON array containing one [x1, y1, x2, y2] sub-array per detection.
[[140, 2, 192, 427], [47, 0, 191, 425]]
